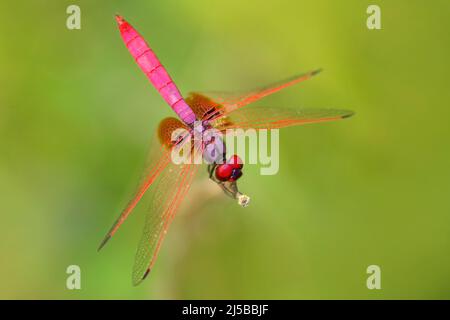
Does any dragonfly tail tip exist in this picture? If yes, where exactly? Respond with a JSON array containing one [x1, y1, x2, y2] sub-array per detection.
[[115, 14, 125, 25]]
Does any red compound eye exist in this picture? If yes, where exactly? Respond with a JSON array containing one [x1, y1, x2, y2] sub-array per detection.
[[229, 168, 243, 182], [215, 164, 233, 181], [227, 155, 243, 169]]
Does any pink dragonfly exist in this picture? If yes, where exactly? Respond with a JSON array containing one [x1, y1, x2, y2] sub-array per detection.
[[99, 15, 353, 285]]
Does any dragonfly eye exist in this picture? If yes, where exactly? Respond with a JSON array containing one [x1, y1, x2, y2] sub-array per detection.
[[227, 155, 243, 169], [215, 164, 233, 181], [229, 168, 242, 182]]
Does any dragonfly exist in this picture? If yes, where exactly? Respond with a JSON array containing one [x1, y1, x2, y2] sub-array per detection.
[[99, 15, 354, 286]]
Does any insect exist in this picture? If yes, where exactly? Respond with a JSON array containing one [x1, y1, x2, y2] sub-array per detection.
[[99, 15, 354, 285]]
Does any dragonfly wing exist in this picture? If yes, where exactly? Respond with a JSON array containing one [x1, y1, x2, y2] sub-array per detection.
[[185, 92, 223, 121], [132, 149, 199, 286], [98, 118, 189, 251], [213, 107, 354, 130], [192, 69, 321, 118]]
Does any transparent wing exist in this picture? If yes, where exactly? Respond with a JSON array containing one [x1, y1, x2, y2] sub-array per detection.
[[98, 118, 188, 251], [132, 143, 200, 286], [190, 69, 321, 120], [213, 107, 354, 130]]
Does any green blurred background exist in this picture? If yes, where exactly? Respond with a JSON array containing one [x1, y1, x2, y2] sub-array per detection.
[[1, 0, 449, 299]]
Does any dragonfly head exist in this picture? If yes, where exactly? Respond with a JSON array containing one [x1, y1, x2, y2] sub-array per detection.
[[208, 155, 250, 207]]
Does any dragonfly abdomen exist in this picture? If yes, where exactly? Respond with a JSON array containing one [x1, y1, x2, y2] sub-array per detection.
[[116, 16, 196, 125]]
